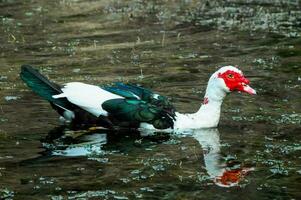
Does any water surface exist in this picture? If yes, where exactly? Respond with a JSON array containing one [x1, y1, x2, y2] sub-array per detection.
[[0, 0, 300, 199]]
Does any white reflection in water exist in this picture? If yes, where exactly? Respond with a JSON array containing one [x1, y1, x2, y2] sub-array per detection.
[[189, 128, 254, 187], [52, 133, 107, 156]]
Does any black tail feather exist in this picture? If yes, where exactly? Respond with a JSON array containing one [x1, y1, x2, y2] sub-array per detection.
[[20, 65, 71, 110], [20, 65, 116, 127]]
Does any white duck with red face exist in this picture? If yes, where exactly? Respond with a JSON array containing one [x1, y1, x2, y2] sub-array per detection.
[[141, 66, 256, 130], [173, 66, 256, 129], [21, 64, 255, 130]]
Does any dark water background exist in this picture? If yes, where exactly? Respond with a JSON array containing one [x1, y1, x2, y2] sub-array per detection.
[[0, 0, 300, 199]]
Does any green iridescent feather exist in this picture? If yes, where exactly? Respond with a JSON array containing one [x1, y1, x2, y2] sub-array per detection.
[[102, 98, 174, 129], [102, 83, 175, 129], [103, 82, 175, 116]]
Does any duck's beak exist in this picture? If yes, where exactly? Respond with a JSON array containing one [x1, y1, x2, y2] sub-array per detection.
[[242, 83, 256, 95], [239, 77, 256, 95]]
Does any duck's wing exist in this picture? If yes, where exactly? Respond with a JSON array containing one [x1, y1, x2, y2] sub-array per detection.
[[103, 82, 176, 117], [53, 82, 175, 129], [102, 83, 176, 129], [53, 82, 123, 117], [102, 98, 174, 129]]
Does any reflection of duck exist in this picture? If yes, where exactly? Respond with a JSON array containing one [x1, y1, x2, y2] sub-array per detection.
[[190, 128, 254, 187], [42, 127, 253, 187], [51, 133, 107, 157], [20, 65, 255, 130], [41, 127, 170, 157]]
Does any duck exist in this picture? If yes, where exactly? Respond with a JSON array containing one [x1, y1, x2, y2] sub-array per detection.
[[20, 65, 256, 130]]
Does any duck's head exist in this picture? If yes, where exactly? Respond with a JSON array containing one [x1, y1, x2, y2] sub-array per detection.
[[209, 66, 256, 95]]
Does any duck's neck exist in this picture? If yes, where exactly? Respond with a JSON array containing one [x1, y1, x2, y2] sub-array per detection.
[[192, 80, 227, 128], [174, 76, 227, 129]]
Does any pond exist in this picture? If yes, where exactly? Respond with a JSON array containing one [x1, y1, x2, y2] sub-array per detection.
[[0, 0, 300, 199]]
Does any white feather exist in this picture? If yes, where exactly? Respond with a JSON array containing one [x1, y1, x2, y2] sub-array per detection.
[[53, 82, 123, 117]]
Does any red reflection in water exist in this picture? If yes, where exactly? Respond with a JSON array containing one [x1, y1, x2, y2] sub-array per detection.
[[214, 167, 255, 187]]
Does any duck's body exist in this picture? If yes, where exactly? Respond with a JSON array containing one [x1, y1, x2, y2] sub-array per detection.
[[20, 65, 255, 130]]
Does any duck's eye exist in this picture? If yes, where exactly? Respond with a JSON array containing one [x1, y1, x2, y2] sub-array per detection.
[[227, 74, 234, 79]]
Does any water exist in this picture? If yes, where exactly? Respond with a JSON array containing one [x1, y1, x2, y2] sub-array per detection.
[[0, 0, 300, 199]]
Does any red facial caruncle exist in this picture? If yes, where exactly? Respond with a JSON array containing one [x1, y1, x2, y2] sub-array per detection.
[[218, 70, 256, 95]]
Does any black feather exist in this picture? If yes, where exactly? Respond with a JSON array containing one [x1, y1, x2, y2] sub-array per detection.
[[20, 65, 71, 110]]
